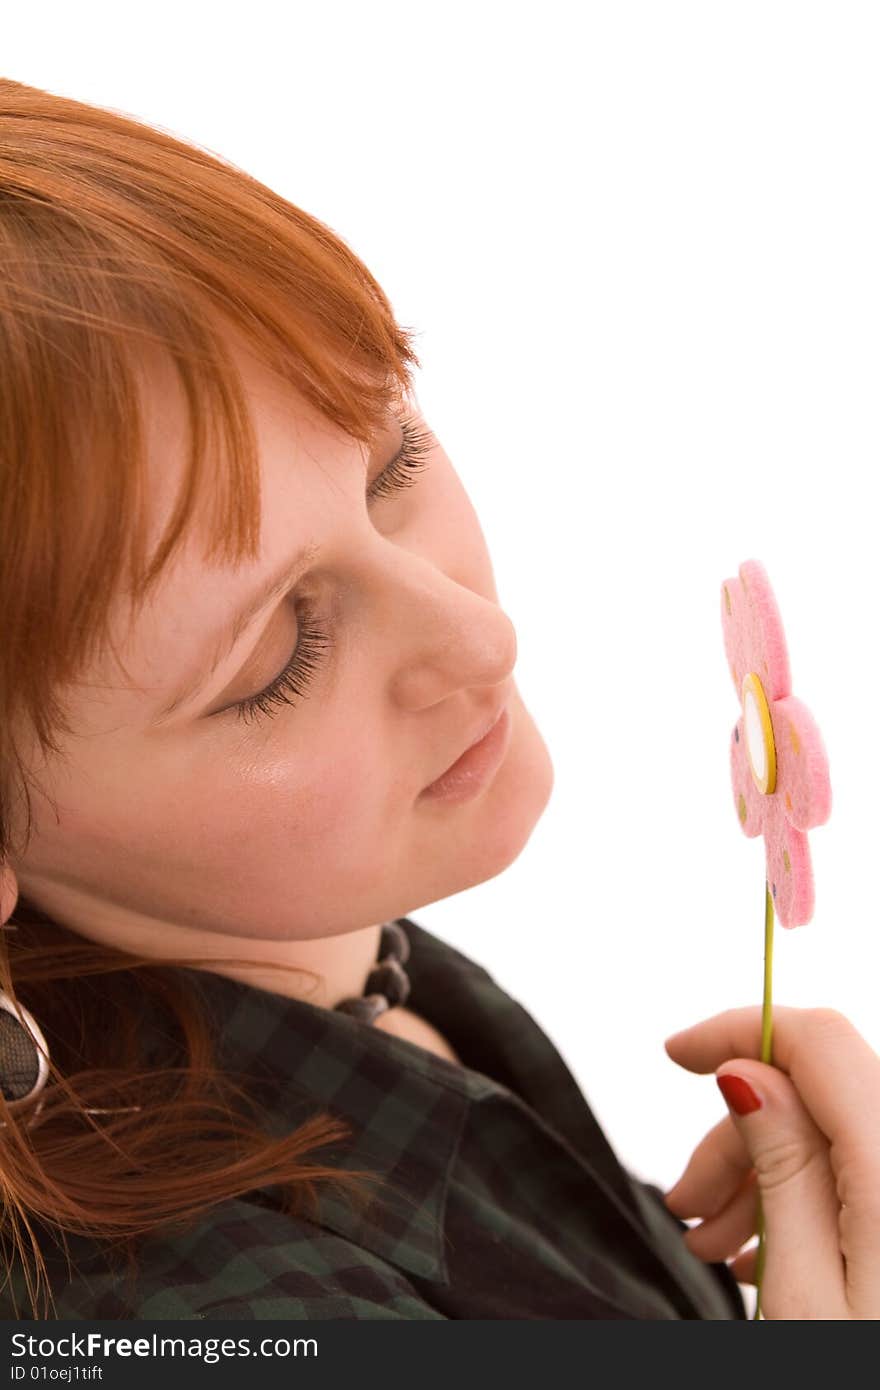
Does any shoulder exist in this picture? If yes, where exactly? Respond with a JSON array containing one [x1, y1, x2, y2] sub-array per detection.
[[2, 1200, 447, 1321]]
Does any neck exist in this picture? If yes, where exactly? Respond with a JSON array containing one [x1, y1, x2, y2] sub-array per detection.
[[201, 921, 385, 1007], [12, 885, 385, 1010]]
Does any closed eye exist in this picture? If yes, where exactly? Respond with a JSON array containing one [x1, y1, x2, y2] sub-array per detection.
[[226, 412, 436, 726], [366, 414, 435, 501]]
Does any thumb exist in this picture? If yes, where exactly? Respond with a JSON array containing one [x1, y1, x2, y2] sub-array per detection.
[[715, 1062, 847, 1320]]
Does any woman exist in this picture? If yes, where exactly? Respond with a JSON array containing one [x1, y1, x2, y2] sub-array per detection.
[[0, 77, 876, 1322]]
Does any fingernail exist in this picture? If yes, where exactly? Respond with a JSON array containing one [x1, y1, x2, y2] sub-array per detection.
[[716, 1073, 762, 1116]]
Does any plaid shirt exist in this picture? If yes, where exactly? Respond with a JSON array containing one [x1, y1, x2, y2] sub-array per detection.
[[2, 916, 744, 1320]]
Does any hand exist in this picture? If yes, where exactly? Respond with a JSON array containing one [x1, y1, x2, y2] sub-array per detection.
[[663, 1005, 880, 1320]]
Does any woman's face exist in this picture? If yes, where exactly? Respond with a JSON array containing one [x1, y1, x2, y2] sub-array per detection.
[[11, 341, 554, 960]]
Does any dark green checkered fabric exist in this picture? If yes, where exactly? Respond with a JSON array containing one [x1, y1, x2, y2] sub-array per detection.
[[0, 917, 745, 1319]]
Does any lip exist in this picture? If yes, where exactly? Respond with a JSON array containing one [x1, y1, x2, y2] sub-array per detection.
[[418, 704, 512, 805]]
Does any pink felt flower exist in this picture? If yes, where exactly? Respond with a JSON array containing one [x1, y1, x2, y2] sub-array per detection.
[[721, 559, 831, 928]]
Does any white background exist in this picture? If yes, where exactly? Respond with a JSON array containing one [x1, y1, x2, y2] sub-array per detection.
[[6, 2, 879, 1229]]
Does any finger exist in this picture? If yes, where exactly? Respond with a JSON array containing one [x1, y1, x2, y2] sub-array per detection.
[[715, 1060, 848, 1319], [682, 1171, 759, 1264], [666, 1007, 880, 1205], [665, 1114, 752, 1220], [729, 1243, 758, 1285]]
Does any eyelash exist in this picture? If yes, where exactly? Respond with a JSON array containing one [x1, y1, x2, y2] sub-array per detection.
[[230, 414, 435, 726]]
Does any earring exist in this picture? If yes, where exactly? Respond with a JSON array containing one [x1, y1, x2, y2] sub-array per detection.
[[0, 987, 50, 1128], [0, 989, 144, 1130]]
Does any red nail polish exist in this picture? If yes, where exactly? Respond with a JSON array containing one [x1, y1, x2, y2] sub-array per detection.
[[716, 1073, 762, 1115]]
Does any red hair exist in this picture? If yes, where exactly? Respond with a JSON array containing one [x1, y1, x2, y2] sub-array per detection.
[[0, 76, 421, 1319]]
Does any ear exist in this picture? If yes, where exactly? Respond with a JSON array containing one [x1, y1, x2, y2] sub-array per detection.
[[0, 863, 19, 926]]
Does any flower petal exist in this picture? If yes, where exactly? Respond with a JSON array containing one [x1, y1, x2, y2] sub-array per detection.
[[763, 796, 815, 928], [721, 560, 791, 702], [730, 717, 765, 838], [720, 576, 749, 696], [770, 694, 832, 831]]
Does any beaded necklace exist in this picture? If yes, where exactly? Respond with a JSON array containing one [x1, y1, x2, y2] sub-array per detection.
[[333, 919, 411, 1024]]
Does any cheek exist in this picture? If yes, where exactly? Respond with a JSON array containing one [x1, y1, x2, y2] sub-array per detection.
[[213, 727, 382, 866], [28, 723, 378, 881]]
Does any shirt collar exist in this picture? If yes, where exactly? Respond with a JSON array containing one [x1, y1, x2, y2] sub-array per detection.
[[175, 916, 639, 1285]]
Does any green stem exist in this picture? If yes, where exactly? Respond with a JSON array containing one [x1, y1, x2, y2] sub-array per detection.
[[753, 881, 774, 1320]]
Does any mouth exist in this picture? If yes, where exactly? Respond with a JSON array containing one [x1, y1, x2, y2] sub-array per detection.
[[418, 702, 512, 804]]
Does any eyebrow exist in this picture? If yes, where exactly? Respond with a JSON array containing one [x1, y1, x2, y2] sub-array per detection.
[[152, 421, 406, 723]]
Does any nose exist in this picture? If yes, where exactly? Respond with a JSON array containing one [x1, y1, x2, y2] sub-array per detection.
[[368, 546, 518, 711]]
